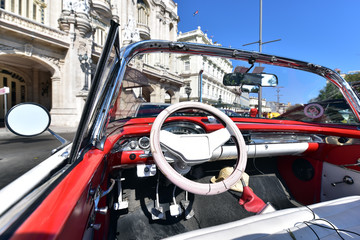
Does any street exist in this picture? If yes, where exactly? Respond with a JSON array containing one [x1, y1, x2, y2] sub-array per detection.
[[0, 131, 75, 189]]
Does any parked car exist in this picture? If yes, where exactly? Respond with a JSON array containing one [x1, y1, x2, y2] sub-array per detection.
[[133, 103, 209, 119], [2, 21, 360, 240], [133, 103, 170, 117], [219, 108, 243, 117]]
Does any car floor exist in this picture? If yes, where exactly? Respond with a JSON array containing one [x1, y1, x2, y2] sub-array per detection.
[[111, 158, 299, 240]]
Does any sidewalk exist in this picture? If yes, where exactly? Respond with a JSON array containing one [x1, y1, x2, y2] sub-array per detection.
[[0, 125, 77, 138]]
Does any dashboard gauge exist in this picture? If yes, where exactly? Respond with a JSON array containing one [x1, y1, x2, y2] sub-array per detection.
[[129, 140, 137, 149], [138, 136, 150, 149], [162, 122, 205, 135], [112, 122, 205, 153], [165, 126, 195, 134]]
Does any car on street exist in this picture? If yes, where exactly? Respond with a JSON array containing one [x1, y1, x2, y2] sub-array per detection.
[[219, 108, 243, 117], [2, 21, 360, 240], [133, 103, 170, 117]]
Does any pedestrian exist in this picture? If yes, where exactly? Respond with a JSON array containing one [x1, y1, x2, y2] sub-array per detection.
[[250, 105, 258, 118]]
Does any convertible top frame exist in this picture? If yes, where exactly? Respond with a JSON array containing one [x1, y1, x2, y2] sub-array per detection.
[[89, 29, 360, 152]]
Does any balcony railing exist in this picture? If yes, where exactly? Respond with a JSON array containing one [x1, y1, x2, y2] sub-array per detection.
[[137, 23, 150, 40], [0, 9, 69, 48]]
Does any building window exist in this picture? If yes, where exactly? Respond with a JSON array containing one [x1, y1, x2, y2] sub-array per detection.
[[40, 0, 45, 24], [18, 0, 22, 14], [21, 85, 25, 102], [0, 0, 4, 9], [11, 82, 16, 106], [26, 0, 29, 18], [169, 23, 173, 32], [95, 27, 106, 46], [184, 61, 190, 71], [137, 0, 149, 26], [41, 9, 44, 23], [169, 23, 174, 41], [33, 3, 37, 20]]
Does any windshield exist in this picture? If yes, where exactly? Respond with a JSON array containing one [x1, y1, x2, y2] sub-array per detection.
[[105, 50, 360, 129]]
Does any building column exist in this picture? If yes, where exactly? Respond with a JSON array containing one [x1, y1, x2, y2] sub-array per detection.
[[171, 91, 180, 103], [150, 84, 166, 103], [50, 75, 61, 111]]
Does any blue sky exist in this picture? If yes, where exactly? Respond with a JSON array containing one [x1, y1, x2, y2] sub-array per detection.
[[174, 0, 360, 74], [173, 0, 360, 104]]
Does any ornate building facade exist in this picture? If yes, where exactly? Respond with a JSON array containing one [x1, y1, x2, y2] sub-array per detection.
[[0, 0, 179, 127], [177, 27, 246, 110]]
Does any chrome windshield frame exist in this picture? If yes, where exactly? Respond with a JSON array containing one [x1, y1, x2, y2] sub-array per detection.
[[69, 21, 121, 163], [83, 21, 360, 155], [119, 40, 360, 116]]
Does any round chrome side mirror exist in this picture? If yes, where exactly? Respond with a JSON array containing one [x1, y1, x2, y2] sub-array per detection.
[[5, 103, 51, 137]]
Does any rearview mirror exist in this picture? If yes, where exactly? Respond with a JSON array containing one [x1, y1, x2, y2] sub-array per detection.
[[5, 103, 51, 137], [223, 73, 278, 87]]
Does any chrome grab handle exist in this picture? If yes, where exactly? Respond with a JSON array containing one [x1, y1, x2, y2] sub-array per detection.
[[88, 179, 116, 230], [93, 179, 116, 214], [331, 175, 354, 187], [101, 179, 115, 197]]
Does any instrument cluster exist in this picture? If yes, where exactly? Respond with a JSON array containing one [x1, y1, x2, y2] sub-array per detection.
[[112, 121, 206, 153]]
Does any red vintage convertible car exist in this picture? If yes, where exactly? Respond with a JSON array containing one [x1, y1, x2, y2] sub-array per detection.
[[2, 21, 360, 239]]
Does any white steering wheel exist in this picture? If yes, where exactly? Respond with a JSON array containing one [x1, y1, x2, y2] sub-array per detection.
[[150, 102, 247, 195]]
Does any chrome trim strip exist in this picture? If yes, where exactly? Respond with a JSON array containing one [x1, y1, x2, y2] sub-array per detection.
[[115, 39, 360, 121], [87, 21, 360, 153], [211, 142, 311, 160]]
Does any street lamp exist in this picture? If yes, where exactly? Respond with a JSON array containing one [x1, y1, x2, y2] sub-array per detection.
[[185, 84, 192, 101], [78, 52, 92, 91], [198, 69, 203, 102]]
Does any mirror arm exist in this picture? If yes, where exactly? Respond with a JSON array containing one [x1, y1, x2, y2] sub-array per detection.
[[245, 63, 254, 73], [246, 57, 256, 73], [47, 128, 68, 145]]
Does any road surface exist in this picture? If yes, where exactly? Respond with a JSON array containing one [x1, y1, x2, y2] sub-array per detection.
[[0, 131, 75, 189]]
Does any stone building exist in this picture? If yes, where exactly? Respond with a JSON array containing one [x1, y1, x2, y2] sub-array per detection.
[[249, 96, 271, 114], [177, 26, 245, 111], [0, 0, 179, 127]]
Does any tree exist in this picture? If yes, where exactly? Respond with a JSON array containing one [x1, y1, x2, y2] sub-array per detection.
[[345, 72, 360, 83], [313, 82, 343, 102], [345, 72, 360, 94], [312, 72, 360, 102]]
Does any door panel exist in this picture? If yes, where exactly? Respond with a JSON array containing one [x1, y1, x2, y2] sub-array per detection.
[[11, 149, 109, 240], [321, 162, 360, 201]]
